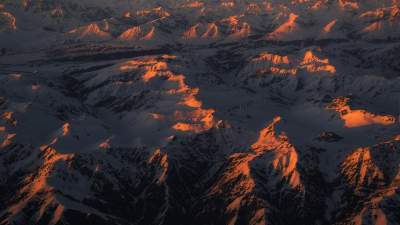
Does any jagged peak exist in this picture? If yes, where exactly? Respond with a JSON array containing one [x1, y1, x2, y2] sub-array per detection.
[[148, 148, 169, 184], [136, 6, 171, 17], [243, 49, 336, 80], [2, 146, 73, 225], [300, 50, 336, 74], [252, 52, 291, 65], [202, 22, 219, 38], [266, 13, 299, 40], [183, 22, 220, 40], [67, 23, 111, 40], [250, 117, 302, 188], [322, 19, 338, 33], [251, 116, 288, 152], [116, 56, 216, 134], [341, 137, 400, 192], [360, 4, 400, 20], [117, 25, 155, 41]]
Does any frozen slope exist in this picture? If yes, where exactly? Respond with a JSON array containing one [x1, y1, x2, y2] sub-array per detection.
[[0, 1, 400, 225]]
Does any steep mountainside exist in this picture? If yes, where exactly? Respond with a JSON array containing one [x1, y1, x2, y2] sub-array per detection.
[[0, 0, 400, 225]]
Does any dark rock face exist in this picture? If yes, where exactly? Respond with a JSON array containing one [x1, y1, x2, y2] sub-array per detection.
[[1, 1, 400, 225]]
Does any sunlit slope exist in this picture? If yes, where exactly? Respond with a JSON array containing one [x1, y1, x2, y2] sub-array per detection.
[[0, 0, 400, 225]]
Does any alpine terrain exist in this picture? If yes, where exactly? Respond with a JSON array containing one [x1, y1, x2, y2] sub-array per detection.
[[0, 0, 400, 225]]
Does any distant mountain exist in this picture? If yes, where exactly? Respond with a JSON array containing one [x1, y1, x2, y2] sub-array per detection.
[[0, 1, 399, 225]]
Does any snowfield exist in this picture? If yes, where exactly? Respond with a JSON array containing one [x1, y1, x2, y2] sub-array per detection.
[[0, 1, 400, 225]]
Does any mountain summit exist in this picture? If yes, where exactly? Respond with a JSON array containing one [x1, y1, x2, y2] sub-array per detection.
[[0, 1, 399, 225]]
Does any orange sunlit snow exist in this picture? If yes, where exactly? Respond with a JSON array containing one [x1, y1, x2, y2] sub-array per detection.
[[327, 97, 396, 128]]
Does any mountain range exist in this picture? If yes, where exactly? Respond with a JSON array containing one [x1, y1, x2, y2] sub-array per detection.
[[0, 0, 400, 225]]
